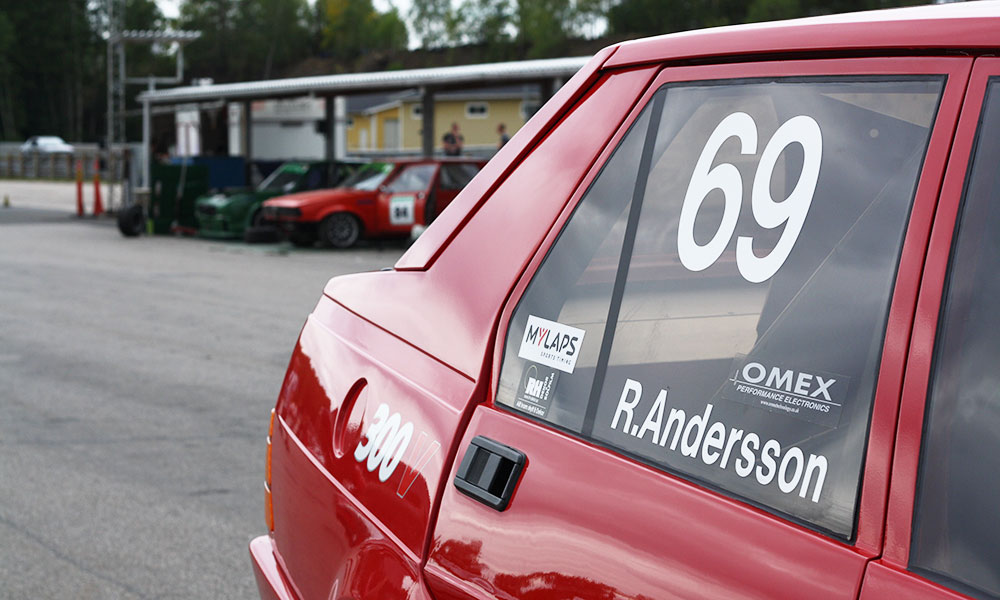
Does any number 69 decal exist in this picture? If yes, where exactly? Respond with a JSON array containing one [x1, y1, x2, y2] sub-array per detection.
[[678, 112, 822, 283]]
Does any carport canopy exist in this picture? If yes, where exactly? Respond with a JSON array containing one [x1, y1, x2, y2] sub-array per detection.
[[136, 56, 591, 187]]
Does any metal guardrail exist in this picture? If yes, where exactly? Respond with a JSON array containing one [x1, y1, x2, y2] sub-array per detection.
[[0, 150, 130, 181]]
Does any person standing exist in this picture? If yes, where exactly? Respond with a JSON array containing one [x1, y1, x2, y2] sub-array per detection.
[[442, 122, 464, 156], [497, 123, 510, 149]]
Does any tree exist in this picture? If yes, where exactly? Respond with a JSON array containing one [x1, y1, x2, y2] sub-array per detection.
[[410, 0, 462, 48], [0, 0, 102, 141], [515, 0, 584, 57], [177, 0, 244, 80], [321, 0, 407, 64], [0, 11, 17, 140], [239, 0, 311, 79], [462, 0, 515, 49]]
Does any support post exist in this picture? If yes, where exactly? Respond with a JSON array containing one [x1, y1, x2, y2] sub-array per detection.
[[243, 100, 253, 185], [141, 97, 151, 190], [420, 87, 435, 158], [324, 96, 336, 163]]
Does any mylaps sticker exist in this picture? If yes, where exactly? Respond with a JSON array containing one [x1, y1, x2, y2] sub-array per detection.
[[514, 363, 559, 418], [517, 315, 585, 374], [723, 355, 850, 428]]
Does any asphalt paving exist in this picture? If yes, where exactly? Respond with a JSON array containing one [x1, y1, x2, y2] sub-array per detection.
[[0, 182, 407, 599]]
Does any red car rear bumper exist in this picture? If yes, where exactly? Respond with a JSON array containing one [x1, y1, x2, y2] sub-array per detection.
[[249, 535, 298, 600]]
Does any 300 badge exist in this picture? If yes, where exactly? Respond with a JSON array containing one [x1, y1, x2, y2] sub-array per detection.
[[353, 402, 441, 498]]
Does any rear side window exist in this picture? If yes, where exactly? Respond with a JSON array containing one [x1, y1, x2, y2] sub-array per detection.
[[910, 79, 1000, 598], [497, 76, 943, 539], [388, 164, 437, 192], [439, 163, 480, 190]]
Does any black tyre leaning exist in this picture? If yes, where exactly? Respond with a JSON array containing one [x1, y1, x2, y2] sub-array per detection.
[[243, 225, 281, 244], [319, 212, 361, 249], [117, 204, 145, 237], [288, 233, 315, 248]]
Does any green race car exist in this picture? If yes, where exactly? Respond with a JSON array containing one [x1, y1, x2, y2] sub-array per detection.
[[195, 161, 361, 241]]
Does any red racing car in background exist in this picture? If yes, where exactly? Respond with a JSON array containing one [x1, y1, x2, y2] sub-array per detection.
[[260, 158, 484, 248]]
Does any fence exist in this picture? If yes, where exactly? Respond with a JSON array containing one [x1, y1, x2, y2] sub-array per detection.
[[0, 150, 131, 181]]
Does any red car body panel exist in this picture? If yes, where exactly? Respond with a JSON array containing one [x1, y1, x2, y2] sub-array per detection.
[[252, 5, 1000, 600], [263, 159, 484, 242], [266, 188, 379, 225]]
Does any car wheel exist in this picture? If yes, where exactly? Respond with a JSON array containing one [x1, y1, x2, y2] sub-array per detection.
[[250, 209, 265, 228], [319, 213, 361, 249], [117, 204, 145, 237]]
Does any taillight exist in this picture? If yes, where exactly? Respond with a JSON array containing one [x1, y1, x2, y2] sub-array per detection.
[[265, 408, 275, 532]]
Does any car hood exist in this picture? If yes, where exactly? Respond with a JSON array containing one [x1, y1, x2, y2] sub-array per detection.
[[196, 191, 265, 208], [263, 188, 374, 208]]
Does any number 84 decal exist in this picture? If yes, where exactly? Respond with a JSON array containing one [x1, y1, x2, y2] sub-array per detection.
[[354, 402, 441, 498], [679, 112, 822, 284]]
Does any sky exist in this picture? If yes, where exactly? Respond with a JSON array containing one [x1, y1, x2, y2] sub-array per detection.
[[155, 0, 411, 20]]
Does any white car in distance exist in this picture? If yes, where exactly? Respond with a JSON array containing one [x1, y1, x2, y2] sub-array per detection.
[[19, 136, 74, 154]]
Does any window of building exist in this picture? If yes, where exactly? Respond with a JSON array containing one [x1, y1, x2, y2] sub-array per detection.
[[466, 102, 489, 119], [496, 76, 943, 539]]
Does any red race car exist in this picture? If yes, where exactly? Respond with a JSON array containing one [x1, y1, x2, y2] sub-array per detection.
[[252, 4, 1000, 600], [260, 158, 484, 248]]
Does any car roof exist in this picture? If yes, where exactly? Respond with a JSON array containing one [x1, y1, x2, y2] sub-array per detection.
[[605, 1, 1000, 69]]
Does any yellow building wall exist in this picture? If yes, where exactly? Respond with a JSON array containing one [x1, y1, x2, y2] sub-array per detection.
[[376, 107, 403, 150], [345, 98, 533, 153], [401, 99, 528, 152], [345, 114, 380, 151]]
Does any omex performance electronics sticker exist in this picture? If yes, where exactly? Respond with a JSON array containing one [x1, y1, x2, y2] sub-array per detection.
[[723, 355, 850, 428]]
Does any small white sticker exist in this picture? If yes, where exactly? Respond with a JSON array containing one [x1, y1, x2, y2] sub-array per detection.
[[518, 315, 586, 374], [389, 195, 415, 225]]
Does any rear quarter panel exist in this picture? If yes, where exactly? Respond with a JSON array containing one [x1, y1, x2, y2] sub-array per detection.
[[270, 297, 475, 600]]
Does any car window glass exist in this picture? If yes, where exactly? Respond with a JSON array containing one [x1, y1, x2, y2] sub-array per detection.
[[497, 106, 654, 431], [304, 167, 323, 189], [497, 76, 943, 539], [439, 163, 480, 190], [910, 79, 1000, 599], [343, 162, 393, 190], [388, 164, 437, 193], [259, 163, 307, 192]]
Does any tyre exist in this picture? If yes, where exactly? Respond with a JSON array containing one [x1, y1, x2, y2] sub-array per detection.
[[243, 225, 281, 244], [319, 213, 361, 249], [288, 233, 315, 248], [117, 204, 145, 237]]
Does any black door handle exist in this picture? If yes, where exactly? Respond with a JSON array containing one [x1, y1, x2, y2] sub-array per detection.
[[454, 436, 526, 511]]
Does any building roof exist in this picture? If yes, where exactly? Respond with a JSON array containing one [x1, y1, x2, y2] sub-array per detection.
[[137, 57, 590, 105]]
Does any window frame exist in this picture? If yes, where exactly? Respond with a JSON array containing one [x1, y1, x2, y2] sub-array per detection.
[[489, 57, 971, 552], [875, 58, 1000, 578]]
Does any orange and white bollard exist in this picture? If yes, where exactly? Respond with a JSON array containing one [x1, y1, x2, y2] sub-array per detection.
[[92, 157, 103, 217], [75, 159, 84, 217]]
